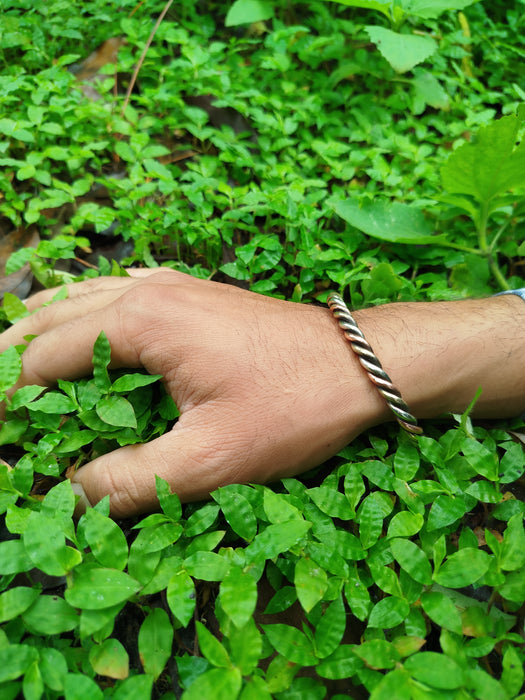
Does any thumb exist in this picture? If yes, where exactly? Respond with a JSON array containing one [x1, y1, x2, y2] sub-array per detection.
[[71, 423, 229, 517]]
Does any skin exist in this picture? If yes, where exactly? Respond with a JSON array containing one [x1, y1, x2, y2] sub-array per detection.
[[0, 268, 524, 517]]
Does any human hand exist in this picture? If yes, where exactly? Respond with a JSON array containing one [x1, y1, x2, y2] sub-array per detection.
[[0, 269, 384, 516]]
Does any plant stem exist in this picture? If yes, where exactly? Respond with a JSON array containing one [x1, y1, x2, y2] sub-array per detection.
[[477, 201, 510, 291]]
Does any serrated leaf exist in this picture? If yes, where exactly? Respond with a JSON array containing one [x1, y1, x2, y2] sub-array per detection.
[[402, 0, 480, 19], [365, 26, 437, 73], [441, 111, 525, 204]]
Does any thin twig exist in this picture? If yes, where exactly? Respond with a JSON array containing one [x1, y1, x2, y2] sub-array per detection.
[[121, 0, 174, 117]]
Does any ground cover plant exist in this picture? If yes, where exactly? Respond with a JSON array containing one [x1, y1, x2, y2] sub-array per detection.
[[0, 0, 524, 697]]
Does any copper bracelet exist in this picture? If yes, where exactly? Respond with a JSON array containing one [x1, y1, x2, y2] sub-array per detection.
[[327, 292, 422, 438]]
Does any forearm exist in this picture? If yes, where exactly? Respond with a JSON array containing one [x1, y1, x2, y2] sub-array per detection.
[[351, 293, 525, 422]]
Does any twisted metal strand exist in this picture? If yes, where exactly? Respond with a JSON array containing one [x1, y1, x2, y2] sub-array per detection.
[[327, 292, 423, 438]]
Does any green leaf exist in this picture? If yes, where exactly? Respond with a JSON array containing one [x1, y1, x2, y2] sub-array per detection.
[[96, 395, 137, 428], [225, 0, 275, 26], [111, 373, 162, 392], [23, 594, 79, 635], [65, 567, 141, 609], [155, 475, 182, 521], [64, 673, 103, 700], [420, 591, 463, 635], [0, 346, 22, 393], [23, 511, 81, 576], [368, 596, 410, 629], [3, 293, 29, 324], [387, 511, 424, 538], [111, 674, 154, 700], [196, 620, 231, 668], [324, 0, 392, 19], [138, 608, 174, 679], [262, 623, 317, 666], [500, 514, 525, 571], [344, 567, 371, 621], [0, 587, 39, 623], [29, 391, 76, 414], [332, 199, 446, 245], [498, 570, 525, 603], [39, 647, 68, 693], [89, 639, 129, 680], [92, 331, 111, 392], [365, 26, 437, 73], [0, 539, 33, 575], [213, 487, 257, 540], [307, 485, 353, 519], [0, 645, 39, 683], [314, 594, 346, 659], [167, 569, 196, 627], [390, 538, 433, 585], [184, 551, 229, 581], [244, 519, 311, 564], [433, 548, 491, 588], [316, 645, 363, 680], [79, 507, 129, 570], [219, 566, 258, 628], [426, 495, 469, 531], [354, 639, 400, 670], [441, 111, 525, 204], [227, 618, 262, 676], [402, 0, 480, 19], [182, 667, 242, 700], [404, 651, 465, 689], [294, 556, 328, 613]]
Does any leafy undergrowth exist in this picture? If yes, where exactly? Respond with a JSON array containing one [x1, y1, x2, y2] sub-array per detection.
[[0, 0, 524, 698]]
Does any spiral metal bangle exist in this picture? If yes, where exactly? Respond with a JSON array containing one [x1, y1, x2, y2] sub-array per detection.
[[327, 292, 423, 438]]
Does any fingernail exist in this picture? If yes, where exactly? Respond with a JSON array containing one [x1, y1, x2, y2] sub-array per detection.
[[71, 481, 91, 515]]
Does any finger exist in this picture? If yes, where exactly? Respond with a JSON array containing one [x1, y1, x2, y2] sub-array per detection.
[[11, 300, 141, 390], [71, 421, 236, 516], [23, 267, 199, 311]]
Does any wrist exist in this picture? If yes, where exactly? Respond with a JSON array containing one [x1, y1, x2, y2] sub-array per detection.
[[353, 294, 525, 421]]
